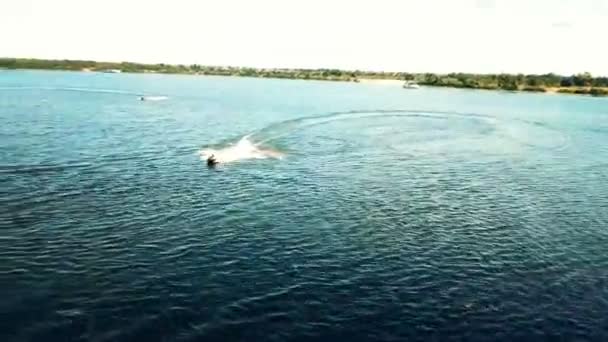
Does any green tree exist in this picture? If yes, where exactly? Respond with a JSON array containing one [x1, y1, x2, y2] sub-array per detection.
[[560, 77, 574, 87], [497, 74, 518, 90], [573, 72, 593, 87]]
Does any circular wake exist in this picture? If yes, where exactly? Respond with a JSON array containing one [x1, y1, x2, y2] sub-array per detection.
[[199, 109, 569, 165], [251, 109, 496, 144]]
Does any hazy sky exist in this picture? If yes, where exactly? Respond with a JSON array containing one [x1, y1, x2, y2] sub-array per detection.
[[3, 0, 607, 75]]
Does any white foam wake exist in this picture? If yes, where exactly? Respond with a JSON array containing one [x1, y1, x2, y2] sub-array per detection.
[[199, 136, 283, 164], [141, 95, 169, 101]]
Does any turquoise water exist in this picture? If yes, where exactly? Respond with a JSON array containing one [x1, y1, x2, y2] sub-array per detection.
[[1, 70, 608, 341]]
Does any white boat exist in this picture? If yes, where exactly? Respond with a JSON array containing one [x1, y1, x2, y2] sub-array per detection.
[[403, 81, 420, 89], [101, 69, 122, 73]]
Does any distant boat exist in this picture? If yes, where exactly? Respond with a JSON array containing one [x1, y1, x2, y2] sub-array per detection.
[[403, 81, 420, 89], [101, 69, 122, 73]]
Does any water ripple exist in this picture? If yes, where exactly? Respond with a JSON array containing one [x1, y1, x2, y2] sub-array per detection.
[[2, 75, 608, 341]]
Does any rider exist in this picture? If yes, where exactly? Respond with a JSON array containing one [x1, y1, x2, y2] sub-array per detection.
[[207, 154, 218, 167]]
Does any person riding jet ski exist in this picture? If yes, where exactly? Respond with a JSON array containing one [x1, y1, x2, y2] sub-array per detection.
[[207, 154, 219, 167]]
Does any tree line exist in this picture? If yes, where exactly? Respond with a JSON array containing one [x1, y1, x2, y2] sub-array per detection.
[[412, 72, 608, 91], [1, 58, 607, 95]]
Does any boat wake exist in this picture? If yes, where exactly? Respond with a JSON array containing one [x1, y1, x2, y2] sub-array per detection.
[[199, 136, 284, 164], [199, 109, 568, 166], [198, 110, 486, 165], [0, 86, 169, 101], [249, 109, 493, 144], [140, 95, 169, 101]]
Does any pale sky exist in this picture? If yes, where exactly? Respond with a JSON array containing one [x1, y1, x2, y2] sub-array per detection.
[[3, 0, 607, 75]]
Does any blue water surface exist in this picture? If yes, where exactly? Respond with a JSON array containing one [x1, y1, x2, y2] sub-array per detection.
[[1, 70, 607, 341]]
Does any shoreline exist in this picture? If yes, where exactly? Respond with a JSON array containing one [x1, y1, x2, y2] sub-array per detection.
[[1, 58, 607, 97], [7, 67, 608, 97]]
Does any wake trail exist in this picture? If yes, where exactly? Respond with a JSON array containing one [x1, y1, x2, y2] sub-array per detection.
[[0, 86, 168, 101], [249, 109, 495, 144], [199, 136, 284, 164], [199, 109, 494, 165]]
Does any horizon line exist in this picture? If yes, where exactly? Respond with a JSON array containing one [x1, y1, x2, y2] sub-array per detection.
[[2, 56, 606, 78]]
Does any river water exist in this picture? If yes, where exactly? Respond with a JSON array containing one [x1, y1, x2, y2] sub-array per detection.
[[1, 70, 607, 341]]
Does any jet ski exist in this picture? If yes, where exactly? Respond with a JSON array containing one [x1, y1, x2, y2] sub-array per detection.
[[207, 154, 219, 167]]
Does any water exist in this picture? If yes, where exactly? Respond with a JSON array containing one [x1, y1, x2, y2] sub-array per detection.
[[1, 70, 607, 341]]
